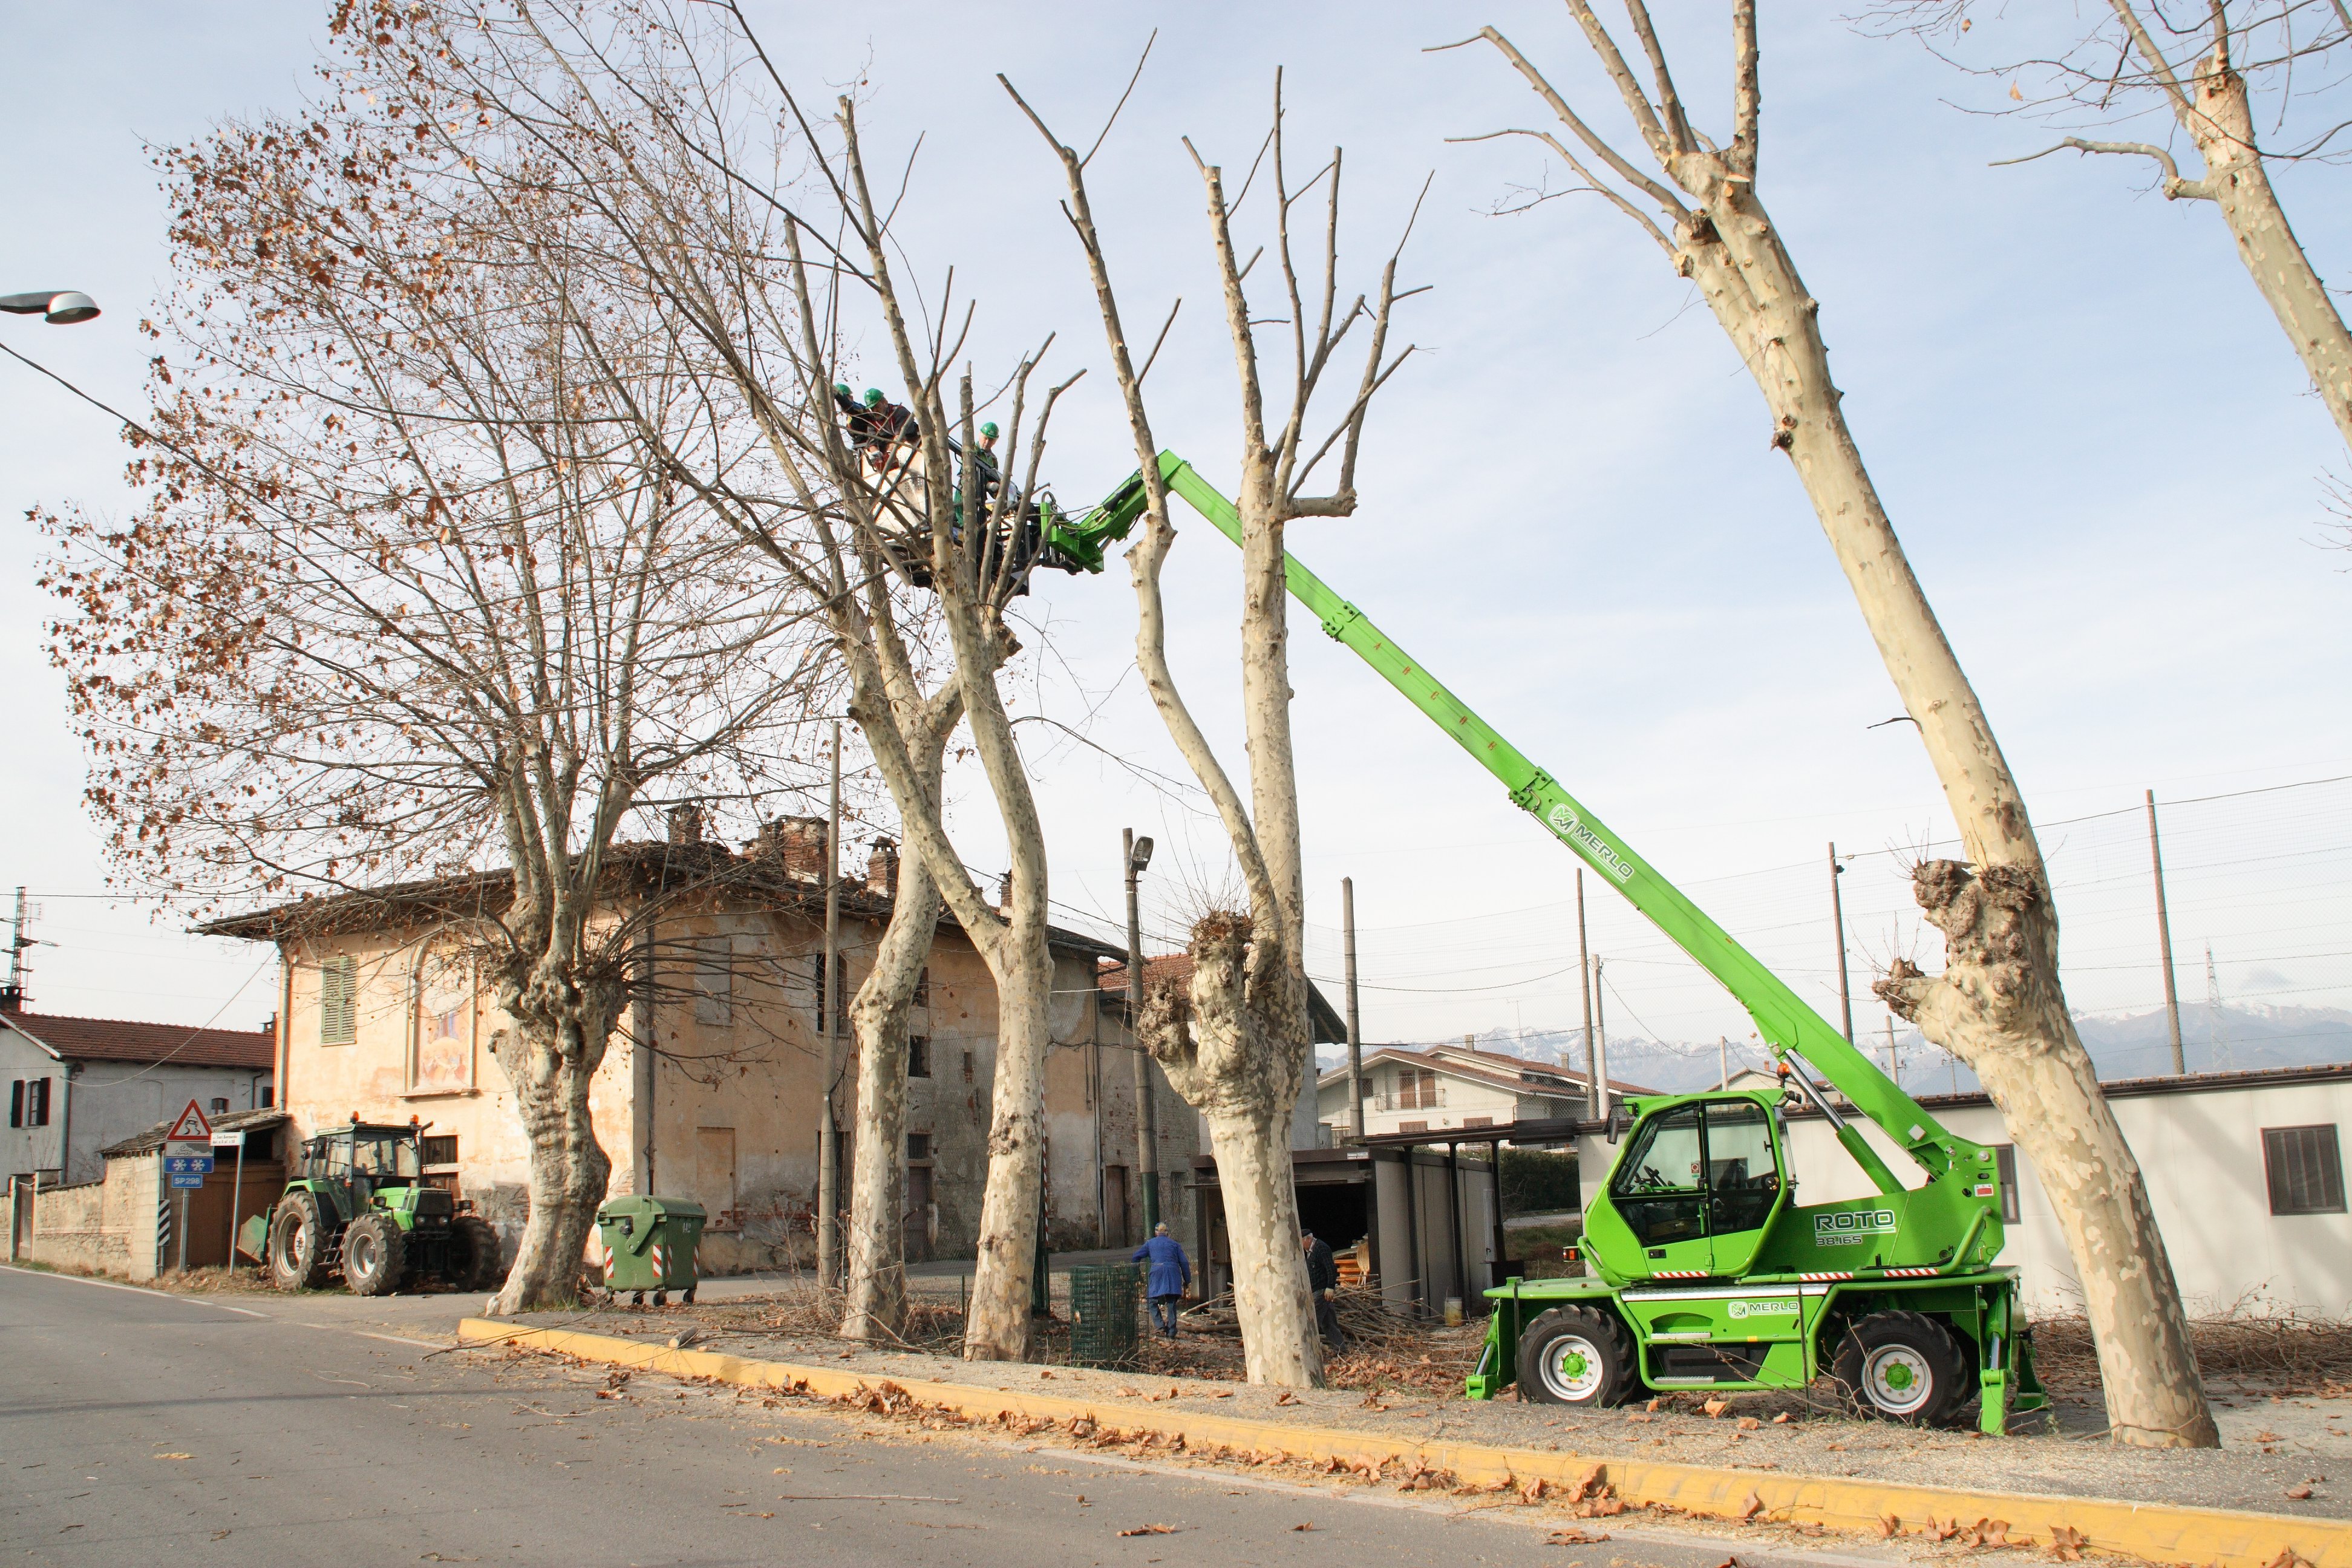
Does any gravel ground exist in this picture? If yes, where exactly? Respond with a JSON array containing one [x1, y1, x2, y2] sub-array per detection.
[[501, 1289, 2352, 1525]]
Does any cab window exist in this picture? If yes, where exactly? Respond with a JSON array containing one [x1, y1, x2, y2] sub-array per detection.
[[1704, 1101, 1780, 1235], [1611, 1104, 1706, 1247]]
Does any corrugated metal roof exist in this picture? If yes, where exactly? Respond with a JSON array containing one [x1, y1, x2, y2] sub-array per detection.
[[103, 1106, 289, 1158]]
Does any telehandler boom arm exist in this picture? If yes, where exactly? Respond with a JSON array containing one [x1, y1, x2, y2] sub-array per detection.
[[1065, 453, 1957, 1193]]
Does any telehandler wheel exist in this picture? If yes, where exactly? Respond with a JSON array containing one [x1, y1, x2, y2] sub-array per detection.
[[342, 1212, 407, 1297], [1518, 1305, 1638, 1407], [268, 1192, 330, 1291], [1832, 1311, 1968, 1426], [449, 1215, 506, 1292]]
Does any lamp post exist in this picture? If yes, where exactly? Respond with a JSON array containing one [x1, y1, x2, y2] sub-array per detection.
[[1123, 830, 1160, 1235], [0, 291, 101, 325]]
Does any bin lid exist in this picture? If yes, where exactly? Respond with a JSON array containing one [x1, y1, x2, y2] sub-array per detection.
[[597, 1194, 707, 1221]]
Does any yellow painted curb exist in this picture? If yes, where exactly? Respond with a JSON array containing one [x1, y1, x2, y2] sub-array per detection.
[[458, 1319, 2343, 1568]]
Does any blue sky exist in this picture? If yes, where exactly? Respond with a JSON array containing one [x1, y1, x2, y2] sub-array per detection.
[[2, 3, 2346, 1065]]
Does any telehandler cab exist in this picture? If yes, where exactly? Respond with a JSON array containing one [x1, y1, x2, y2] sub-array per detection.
[[1042, 452, 2049, 1432], [242, 1118, 503, 1296]]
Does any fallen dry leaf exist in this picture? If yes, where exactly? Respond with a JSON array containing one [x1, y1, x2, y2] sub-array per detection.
[[1520, 1477, 1547, 1504], [2252, 1429, 2282, 1442], [1771, 1412, 1790, 1425], [154, 1454, 193, 1462], [1291, 1522, 1317, 1532], [2050, 1523, 2087, 1561], [1212, 1390, 1235, 1400], [1114, 1386, 1143, 1398], [1274, 1391, 1298, 1407], [1826, 1442, 1847, 1452], [1735, 1417, 1761, 1432], [1703, 1399, 1732, 1419], [2286, 1486, 2314, 1500], [1039, 1370, 1056, 1380], [1547, 1528, 1610, 1546], [1876, 1513, 1901, 1539], [1625, 1411, 1653, 1424], [1645, 1397, 1661, 1413], [1736, 1492, 1763, 1521], [1117, 1524, 1177, 1537]]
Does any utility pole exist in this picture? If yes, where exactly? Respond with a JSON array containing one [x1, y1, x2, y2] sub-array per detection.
[[1123, 831, 1160, 1233], [4, 887, 30, 1011], [1592, 955, 1610, 1121], [1576, 871, 1598, 1122], [2205, 944, 2230, 1070], [1828, 844, 1854, 1043], [1342, 877, 1365, 1143], [818, 727, 841, 1293], [1718, 1036, 1729, 1091], [2146, 790, 2185, 1076], [1884, 1014, 1900, 1089]]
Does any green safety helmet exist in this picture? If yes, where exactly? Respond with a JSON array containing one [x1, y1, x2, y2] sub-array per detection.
[[980, 422, 999, 439], [863, 388, 884, 407], [833, 383, 852, 399]]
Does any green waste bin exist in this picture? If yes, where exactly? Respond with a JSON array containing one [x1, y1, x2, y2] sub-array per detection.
[[595, 1195, 705, 1305], [1068, 1264, 1141, 1368]]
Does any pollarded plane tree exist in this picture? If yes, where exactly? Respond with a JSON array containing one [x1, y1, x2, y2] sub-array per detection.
[[414, 0, 1089, 1355], [1873, 1, 2352, 460], [39, 7, 837, 1312], [1432, 3, 2217, 1446], [1004, 55, 1423, 1387]]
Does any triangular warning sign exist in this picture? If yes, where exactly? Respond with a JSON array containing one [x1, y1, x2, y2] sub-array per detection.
[[165, 1099, 214, 1144]]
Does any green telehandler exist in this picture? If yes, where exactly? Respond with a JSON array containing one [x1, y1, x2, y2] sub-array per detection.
[[1037, 452, 2048, 1432], [240, 1119, 504, 1296]]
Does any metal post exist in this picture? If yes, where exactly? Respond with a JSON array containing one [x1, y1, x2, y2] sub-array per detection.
[[1342, 877, 1365, 1142], [1124, 830, 1161, 1234], [1576, 871, 1597, 1122], [1884, 1015, 1900, 1089], [1445, 1142, 1467, 1309], [227, 1134, 246, 1270], [2146, 790, 2186, 1076], [1829, 843, 1854, 1043], [1718, 1036, 1729, 1091], [1488, 1143, 1508, 1292], [177, 1189, 188, 1275], [818, 727, 841, 1292], [1592, 956, 1610, 1120]]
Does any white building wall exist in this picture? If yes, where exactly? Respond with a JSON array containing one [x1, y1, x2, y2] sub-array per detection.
[[2, 1034, 272, 1186], [1782, 1077, 2352, 1317]]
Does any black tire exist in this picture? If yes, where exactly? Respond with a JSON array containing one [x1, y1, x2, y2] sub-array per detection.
[[342, 1211, 407, 1297], [1517, 1305, 1639, 1408], [268, 1191, 330, 1291], [653, 1289, 668, 1308], [449, 1215, 506, 1292], [1831, 1310, 1970, 1426]]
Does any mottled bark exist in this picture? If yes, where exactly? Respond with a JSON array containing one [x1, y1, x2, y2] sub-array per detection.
[[840, 847, 938, 1341], [1460, 3, 2216, 1446], [489, 973, 621, 1313], [1137, 915, 1321, 1384]]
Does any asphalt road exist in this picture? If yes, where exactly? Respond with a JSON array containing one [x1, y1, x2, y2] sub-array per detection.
[[2, 1264, 1901, 1568]]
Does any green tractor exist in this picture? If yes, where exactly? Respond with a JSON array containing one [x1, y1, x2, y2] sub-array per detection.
[[243, 1119, 504, 1296]]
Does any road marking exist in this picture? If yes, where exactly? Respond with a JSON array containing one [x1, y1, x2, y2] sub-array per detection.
[[1, 1265, 269, 1316], [351, 1330, 447, 1350]]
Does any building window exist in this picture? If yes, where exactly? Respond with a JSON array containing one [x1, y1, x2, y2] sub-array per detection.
[[1381, 1067, 1442, 1112], [1993, 1145, 2020, 1224], [693, 939, 734, 1028], [2262, 1125, 2347, 1216], [319, 955, 358, 1045], [260, 1086, 275, 1109], [907, 1036, 932, 1079], [961, 1050, 975, 1083], [7, 1080, 19, 1128], [209, 1097, 229, 1115], [907, 1132, 932, 1160], [913, 969, 930, 1007], [420, 1135, 459, 1168], [1397, 1120, 1429, 1135], [1463, 1115, 1494, 1128], [14, 1078, 53, 1128]]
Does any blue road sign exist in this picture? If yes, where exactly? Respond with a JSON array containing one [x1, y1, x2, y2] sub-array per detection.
[[165, 1155, 215, 1177], [169, 1173, 206, 1189]]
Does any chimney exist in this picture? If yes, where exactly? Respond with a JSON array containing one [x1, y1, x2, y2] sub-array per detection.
[[754, 815, 831, 883], [996, 872, 1014, 913], [666, 803, 704, 845], [866, 837, 900, 897]]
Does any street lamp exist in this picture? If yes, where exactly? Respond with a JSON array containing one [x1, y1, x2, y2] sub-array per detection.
[[1123, 830, 1160, 1235], [0, 290, 101, 325]]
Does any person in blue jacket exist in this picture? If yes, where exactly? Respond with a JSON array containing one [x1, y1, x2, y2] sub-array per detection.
[[1131, 1222, 1191, 1339]]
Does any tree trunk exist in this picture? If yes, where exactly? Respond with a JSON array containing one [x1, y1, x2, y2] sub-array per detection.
[[489, 997, 616, 1313], [963, 920, 1053, 1360], [1138, 915, 1322, 1387], [2180, 56, 2352, 454], [841, 849, 941, 1342], [1671, 175, 2215, 1447]]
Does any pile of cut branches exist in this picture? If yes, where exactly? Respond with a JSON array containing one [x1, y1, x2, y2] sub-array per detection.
[[2032, 1301, 2352, 1397]]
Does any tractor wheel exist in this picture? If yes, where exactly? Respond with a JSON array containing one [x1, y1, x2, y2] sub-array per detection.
[[342, 1212, 407, 1297], [449, 1215, 506, 1293], [1517, 1305, 1638, 1408], [1832, 1311, 1969, 1426], [268, 1192, 330, 1292]]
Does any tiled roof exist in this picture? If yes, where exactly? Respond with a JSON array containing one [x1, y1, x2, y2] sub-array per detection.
[[2, 1011, 275, 1072]]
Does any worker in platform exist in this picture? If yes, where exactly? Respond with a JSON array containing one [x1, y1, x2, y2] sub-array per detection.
[[1131, 1221, 1191, 1339], [1302, 1225, 1347, 1353]]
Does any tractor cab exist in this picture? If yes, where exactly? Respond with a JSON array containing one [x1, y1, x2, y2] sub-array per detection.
[[1581, 1091, 1791, 1283], [295, 1121, 429, 1215]]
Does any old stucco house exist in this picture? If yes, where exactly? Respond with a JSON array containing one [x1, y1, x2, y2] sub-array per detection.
[[205, 813, 1199, 1270]]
